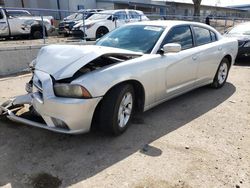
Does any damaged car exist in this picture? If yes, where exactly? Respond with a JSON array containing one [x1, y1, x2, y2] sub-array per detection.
[[0, 21, 238, 135]]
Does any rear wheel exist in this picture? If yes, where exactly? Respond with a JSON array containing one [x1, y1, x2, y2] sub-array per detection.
[[99, 84, 134, 136], [211, 58, 230, 88], [96, 27, 109, 39]]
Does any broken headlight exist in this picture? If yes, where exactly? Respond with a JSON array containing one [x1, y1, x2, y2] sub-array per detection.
[[53, 84, 92, 99]]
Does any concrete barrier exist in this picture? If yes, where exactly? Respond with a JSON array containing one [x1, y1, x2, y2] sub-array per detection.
[[0, 45, 44, 76], [0, 41, 95, 76]]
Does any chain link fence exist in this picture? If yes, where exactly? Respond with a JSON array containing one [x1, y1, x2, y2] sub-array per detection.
[[1, 7, 250, 45]]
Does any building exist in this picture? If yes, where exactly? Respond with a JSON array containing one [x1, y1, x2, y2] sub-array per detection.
[[1, 0, 249, 19]]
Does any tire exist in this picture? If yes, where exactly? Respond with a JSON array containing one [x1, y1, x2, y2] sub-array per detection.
[[99, 84, 135, 135], [96, 27, 109, 39], [32, 30, 43, 39], [211, 58, 230, 89]]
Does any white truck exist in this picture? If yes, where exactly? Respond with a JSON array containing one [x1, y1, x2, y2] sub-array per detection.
[[0, 7, 55, 39]]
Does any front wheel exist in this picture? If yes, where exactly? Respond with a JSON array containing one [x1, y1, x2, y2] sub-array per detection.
[[211, 58, 230, 88], [99, 84, 134, 136], [96, 27, 109, 39]]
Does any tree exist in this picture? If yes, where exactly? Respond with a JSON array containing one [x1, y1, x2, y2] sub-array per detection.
[[192, 0, 202, 17]]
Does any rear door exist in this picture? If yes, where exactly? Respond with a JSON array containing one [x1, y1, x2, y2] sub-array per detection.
[[192, 26, 222, 84], [0, 9, 9, 37]]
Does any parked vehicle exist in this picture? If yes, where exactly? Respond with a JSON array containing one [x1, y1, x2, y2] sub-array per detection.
[[224, 22, 250, 59], [0, 21, 238, 135], [0, 7, 55, 39], [71, 9, 149, 39], [58, 9, 103, 37]]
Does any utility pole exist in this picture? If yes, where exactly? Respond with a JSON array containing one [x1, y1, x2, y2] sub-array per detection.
[[57, 0, 62, 20]]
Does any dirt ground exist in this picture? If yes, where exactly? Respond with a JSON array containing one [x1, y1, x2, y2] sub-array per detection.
[[0, 62, 249, 188]]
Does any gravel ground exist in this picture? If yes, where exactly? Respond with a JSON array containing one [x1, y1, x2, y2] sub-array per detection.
[[0, 62, 249, 188]]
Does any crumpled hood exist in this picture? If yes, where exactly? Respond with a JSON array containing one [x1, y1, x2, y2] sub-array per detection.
[[35, 45, 142, 80]]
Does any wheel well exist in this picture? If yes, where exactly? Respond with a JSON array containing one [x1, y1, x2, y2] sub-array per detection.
[[223, 55, 232, 68], [31, 24, 47, 35], [97, 26, 109, 32], [91, 80, 145, 130]]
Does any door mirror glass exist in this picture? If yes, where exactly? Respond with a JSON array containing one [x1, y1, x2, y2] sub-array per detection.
[[162, 43, 181, 53]]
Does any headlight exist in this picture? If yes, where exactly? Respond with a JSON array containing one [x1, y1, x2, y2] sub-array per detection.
[[54, 84, 92, 99], [244, 41, 250, 47]]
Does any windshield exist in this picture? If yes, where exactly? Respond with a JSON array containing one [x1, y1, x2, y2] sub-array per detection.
[[88, 11, 112, 20], [228, 24, 250, 35], [96, 25, 165, 53]]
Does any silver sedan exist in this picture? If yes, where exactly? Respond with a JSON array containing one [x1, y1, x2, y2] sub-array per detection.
[[0, 21, 238, 135]]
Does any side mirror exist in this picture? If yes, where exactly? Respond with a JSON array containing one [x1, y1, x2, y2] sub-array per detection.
[[162, 43, 181, 54]]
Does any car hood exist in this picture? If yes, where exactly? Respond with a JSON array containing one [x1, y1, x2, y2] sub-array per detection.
[[73, 19, 101, 28], [224, 33, 250, 41], [35, 45, 142, 80]]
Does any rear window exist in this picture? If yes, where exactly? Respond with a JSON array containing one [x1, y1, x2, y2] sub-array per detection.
[[193, 27, 212, 46], [210, 31, 217, 42]]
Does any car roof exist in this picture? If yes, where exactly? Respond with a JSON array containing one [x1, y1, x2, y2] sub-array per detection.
[[129, 20, 218, 30], [100, 9, 141, 13], [126, 20, 222, 37]]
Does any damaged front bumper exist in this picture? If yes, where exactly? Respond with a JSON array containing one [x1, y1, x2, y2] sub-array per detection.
[[1, 70, 102, 134], [0, 93, 102, 134]]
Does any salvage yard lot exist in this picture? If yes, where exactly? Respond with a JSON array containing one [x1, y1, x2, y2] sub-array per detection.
[[0, 63, 249, 188]]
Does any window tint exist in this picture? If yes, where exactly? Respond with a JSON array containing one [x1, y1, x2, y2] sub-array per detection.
[[114, 11, 127, 20], [161, 26, 193, 50], [193, 27, 212, 46], [210, 31, 217, 42], [0, 11, 3, 19]]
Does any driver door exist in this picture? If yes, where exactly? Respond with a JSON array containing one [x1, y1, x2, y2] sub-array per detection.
[[159, 25, 199, 99]]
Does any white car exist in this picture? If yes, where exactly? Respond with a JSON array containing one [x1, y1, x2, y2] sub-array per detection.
[[0, 7, 55, 39], [71, 9, 149, 39], [0, 21, 238, 135]]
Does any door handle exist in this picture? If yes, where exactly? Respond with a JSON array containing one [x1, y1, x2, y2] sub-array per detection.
[[218, 47, 222, 51], [192, 56, 197, 61]]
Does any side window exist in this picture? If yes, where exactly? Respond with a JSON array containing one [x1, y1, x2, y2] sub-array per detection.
[[129, 11, 140, 19], [114, 11, 127, 20], [193, 27, 212, 46], [161, 26, 193, 50], [0, 10, 3, 19], [210, 31, 217, 42]]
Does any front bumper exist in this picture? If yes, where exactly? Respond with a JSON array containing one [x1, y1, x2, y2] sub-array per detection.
[[1, 71, 102, 134], [71, 29, 87, 38]]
